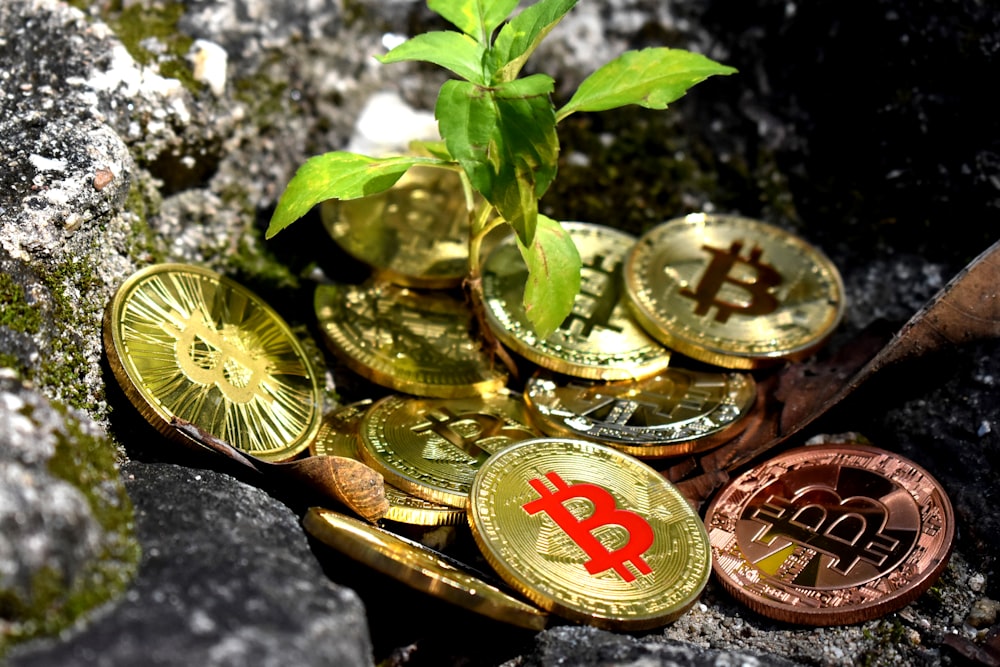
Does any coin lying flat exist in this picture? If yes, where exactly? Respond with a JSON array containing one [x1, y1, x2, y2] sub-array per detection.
[[523, 367, 756, 458], [303, 507, 548, 630], [103, 263, 321, 461], [481, 222, 671, 380], [624, 213, 845, 369], [704, 443, 955, 625], [314, 280, 507, 398], [357, 392, 538, 508], [467, 437, 711, 630], [321, 166, 471, 289], [311, 400, 466, 526]]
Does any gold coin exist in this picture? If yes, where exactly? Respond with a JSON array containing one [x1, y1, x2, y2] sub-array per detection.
[[624, 213, 845, 369], [320, 165, 470, 289], [480, 222, 671, 380], [704, 443, 955, 625], [523, 367, 756, 458], [103, 263, 321, 461], [467, 437, 711, 630], [357, 392, 539, 508], [314, 280, 507, 398], [303, 507, 549, 630], [311, 400, 466, 526]]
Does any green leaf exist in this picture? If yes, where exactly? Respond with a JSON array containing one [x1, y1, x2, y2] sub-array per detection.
[[428, 0, 519, 44], [435, 79, 498, 200], [266, 153, 447, 238], [556, 47, 737, 121], [490, 0, 577, 83], [376, 31, 487, 84], [408, 139, 453, 161], [518, 215, 581, 338]]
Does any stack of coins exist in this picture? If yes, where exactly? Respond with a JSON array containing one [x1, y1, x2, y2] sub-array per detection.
[[104, 173, 954, 631]]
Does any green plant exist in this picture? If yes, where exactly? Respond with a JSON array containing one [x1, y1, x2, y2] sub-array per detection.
[[266, 0, 735, 337]]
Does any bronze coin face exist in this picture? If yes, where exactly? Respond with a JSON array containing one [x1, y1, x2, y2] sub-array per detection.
[[704, 443, 955, 625]]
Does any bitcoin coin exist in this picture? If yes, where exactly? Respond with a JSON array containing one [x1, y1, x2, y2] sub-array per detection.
[[624, 213, 845, 369], [103, 263, 321, 461], [481, 222, 671, 380], [311, 400, 465, 526], [467, 437, 711, 630], [321, 165, 471, 289], [523, 367, 756, 458], [704, 443, 955, 625], [303, 507, 548, 630], [314, 280, 507, 398], [357, 392, 538, 508]]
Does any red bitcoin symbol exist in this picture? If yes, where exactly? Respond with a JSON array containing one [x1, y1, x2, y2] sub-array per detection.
[[522, 471, 654, 582]]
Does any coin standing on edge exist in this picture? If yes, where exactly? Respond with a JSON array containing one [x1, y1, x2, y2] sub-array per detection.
[[704, 443, 955, 626], [314, 280, 507, 399], [481, 222, 672, 381], [357, 392, 539, 508], [303, 507, 549, 631], [467, 437, 711, 631], [311, 400, 466, 526], [624, 213, 845, 369], [103, 263, 322, 462], [320, 166, 472, 289], [523, 367, 756, 458]]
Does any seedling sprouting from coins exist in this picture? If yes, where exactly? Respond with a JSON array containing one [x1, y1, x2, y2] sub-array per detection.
[[265, 0, 735, 339]]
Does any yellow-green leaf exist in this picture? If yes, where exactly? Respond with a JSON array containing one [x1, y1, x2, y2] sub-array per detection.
[[518, 215, 581, 338]]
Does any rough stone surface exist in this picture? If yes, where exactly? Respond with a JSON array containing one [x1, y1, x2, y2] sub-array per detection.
[[1, 0, 999, 665]]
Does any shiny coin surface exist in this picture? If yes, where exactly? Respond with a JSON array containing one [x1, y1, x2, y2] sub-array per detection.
[[704, 443, 955, 626], [303, 507, 548, 630], [468, 437, 711, 630], [624, 213, 845, 369], [321, 166, 470, 289], [357, 392, 538, 508], [311, 400, 466, 526], [523, 367, 756, 458], [315, 281, 507, 398], [481, 222, 671, 380], [103, 263, 321, 461]]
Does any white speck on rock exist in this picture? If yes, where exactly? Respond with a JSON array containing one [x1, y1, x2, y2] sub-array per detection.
[[190, 39, 228, 97], [28, 154, 67, 172]]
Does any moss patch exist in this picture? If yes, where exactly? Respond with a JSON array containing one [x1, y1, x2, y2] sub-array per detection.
[[0, 273, 42, 334]]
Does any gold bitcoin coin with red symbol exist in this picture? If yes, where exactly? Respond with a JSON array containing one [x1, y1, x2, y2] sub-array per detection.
[[624, 213, 845, 369], [704, 443, 955, 626], [467, 437, 710, 630]]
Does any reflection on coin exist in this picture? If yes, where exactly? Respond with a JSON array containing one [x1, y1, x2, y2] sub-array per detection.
[[314, 281, 507, 398], [704, 443, 955, 625], [303, 507, 548, 630], [467, 437, 711, 630], [357, 392, 538, 508], [624, 213, 845, 369], [481, 222, 671, 380], [103, 263, 321, 461], [321, 166, 470, 289], [311, 400, 465, 526], [523, 367, 756, 458]]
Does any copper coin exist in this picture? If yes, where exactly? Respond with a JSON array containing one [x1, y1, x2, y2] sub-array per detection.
[[704, 443, 954, 625]]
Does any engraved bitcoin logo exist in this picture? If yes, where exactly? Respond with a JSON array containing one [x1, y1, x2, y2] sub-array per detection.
[[559, 254, 624, 337], [751, 488, 903, 575], [680, 241, 782, 323], [413, 408, 534, 463], [522, 471, 654, 582], [164, 311, 270, 404]]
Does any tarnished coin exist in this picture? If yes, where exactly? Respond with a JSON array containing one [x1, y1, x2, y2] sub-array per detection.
[[467, 437, 711, 630], [624, 213, 845, 369], [314, 280, 507, 398], [704, 443, 955, 625], [321, 166, 470, 289], [311, 400, 466, 526], [357, 392, 539, 508], [523, 367, 756, 458], [103, 263, 321, 461], [481, 222, 671, 380], [303, 507, 548, 630]]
